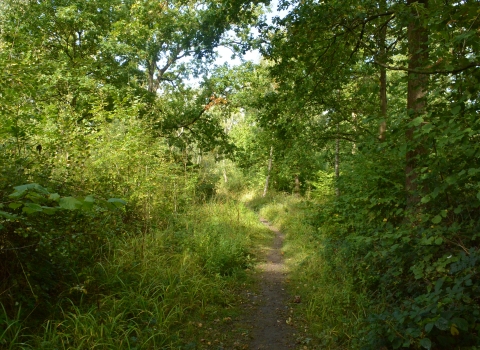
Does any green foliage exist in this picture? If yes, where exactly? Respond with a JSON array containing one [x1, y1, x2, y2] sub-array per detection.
[[0, 198, 270, 348], [0, 0, 270, 346], [248, 0, 480, 347]]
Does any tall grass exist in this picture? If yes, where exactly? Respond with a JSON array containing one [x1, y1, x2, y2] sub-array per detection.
[[253, 192, 368, 349], [1, 199, 271, 349]]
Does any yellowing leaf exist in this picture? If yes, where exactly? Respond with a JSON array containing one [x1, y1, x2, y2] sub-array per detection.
[[451, 324, 459, 336]]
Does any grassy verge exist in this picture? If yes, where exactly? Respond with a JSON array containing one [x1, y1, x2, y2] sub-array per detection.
[[1, 199, 272, 349], [250, 192, 368, 349]]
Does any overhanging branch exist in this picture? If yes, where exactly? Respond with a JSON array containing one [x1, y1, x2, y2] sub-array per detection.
[[373, 59, 480, 75]]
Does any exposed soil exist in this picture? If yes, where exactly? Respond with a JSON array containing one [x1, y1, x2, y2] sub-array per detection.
[[245, 218, 295, 350]]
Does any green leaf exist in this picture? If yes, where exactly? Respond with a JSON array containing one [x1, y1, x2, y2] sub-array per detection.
[[84, 195, 95, 203], [420, 338, 432, 349], [107, 198, 127, 208], [411, 116, 424, 126], [421, 195, 431, 204], [451, 317, 468, 331], [82, 201, 95, 211], [59, 197, 82, 210], [0, 210, 18, 219], [13, 183, 49, 194], [425, 323, 434, 333], [435, 278, 445, 293], [8, 202, 22, 209], [22, 203, 43, 214], [41, 206, 57, 215], [451, 105, 461, 115], [431, 215, 442, 224], [435, 317, 449, 330], [434, 237, 443, 245], [49, 193, 60, 201]]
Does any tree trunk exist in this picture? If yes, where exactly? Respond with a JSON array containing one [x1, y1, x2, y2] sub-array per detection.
[[262, 146, 273, 197], [335, 123, 340, 197], [405, 0, 429, 207], [378, 2, 388, 142], [222, 159, 228, 183], [294, 174, 300, 196]]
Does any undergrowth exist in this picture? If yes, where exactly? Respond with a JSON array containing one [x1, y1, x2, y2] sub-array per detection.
[[0, 199, 270, 349]]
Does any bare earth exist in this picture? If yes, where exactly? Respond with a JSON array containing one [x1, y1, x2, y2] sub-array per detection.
[[246, 218, 295, 350]]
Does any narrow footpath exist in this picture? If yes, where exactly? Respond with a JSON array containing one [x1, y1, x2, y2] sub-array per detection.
[[246, 218, 295, 350]]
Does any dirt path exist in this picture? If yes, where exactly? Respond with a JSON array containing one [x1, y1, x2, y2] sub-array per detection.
[[246, 218, 295, 350]]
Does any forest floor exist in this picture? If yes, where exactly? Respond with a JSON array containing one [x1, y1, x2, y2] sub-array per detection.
[[245, 217, 296, 349]]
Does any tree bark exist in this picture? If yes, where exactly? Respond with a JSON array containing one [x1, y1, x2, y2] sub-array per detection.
[[405, 0, 429, 207], [262, 146, 273, 197], [378, 1, 388, 142], [335, 123, 340, 197], [294, 174, 300, 196], [222, 159, 228, 183]]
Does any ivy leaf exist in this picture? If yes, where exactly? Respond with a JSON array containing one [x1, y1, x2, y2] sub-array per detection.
[[431, 215, 442, 224], [419, 338, 432, 349]]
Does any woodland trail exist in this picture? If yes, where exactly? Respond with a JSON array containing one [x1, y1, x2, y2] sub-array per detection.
[[245, 218, 295, 350]]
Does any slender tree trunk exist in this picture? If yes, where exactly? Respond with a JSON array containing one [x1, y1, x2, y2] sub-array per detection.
[[335, 123, 340, 197], [406, 0, 429, 207], [147, 59, 156, 93], [222, 159, 228, 183], [262, 146, 273, 197], [352, 112, 357, 153], [378, 5, 388, 142], [294, 174, 300, 196]]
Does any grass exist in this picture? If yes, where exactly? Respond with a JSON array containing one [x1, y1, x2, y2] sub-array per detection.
[[0, 198, 272, 349], [251, 192, 368, 349]]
